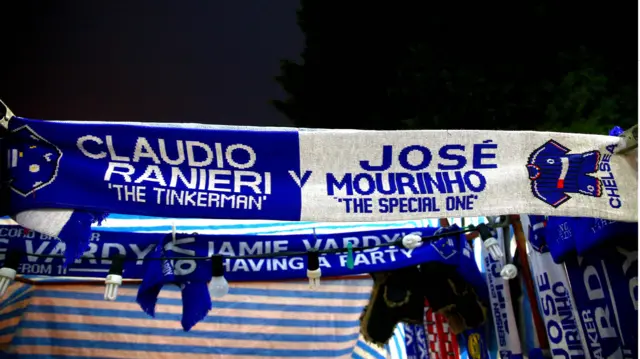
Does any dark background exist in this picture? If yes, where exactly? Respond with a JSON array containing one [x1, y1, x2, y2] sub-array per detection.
[[1, 1, 301, 126], [1, 1, 637, 133]]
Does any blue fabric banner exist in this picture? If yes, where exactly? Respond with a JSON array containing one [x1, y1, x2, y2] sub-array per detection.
[[525, 215, 589, 358], [8, 117, 303, 221], [564, 237, 638, 359], [0, 225, 487, 295], [544, 216, 637, 263], [458, 329, 490, 359]]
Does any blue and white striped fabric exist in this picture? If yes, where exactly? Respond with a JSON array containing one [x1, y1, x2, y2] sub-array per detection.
[[0, 215, 488, 358], [385, 324, 407, 359], [352, 334, 387, 359], [1, 279, 377, 358], [1, 216, 484, 235]]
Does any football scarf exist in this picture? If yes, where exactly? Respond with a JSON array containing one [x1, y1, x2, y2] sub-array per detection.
[[2, 111, 636, 260], [482, 224, 523, 358], [523, 215, 590, 358]]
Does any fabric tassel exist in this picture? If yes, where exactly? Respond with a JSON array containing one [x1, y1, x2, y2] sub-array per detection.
[[15, 209, 109, 265], [136, 233, 214, 331], [180, 281, 212, 332], [136, 241, 174, 317]]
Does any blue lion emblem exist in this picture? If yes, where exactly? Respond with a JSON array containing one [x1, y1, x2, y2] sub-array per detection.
[[9, 125, 62, 196], [526, 140, 602, 208]]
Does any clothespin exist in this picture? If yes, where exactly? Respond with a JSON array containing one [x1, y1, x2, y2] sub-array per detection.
[[616, 124, 638, 155], [0, 99, 15, 129]]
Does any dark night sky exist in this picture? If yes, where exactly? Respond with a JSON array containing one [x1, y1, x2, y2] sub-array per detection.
[[1, 1, 302, 126]]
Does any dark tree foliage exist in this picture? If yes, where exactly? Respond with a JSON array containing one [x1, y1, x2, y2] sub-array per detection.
[[274, 1, 637, 133]]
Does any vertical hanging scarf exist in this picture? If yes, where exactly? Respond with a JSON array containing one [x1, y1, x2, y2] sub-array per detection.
[[404, 322, 430, 359], [135, 234, 213, 331], [564, 235, 638, 358], [481, 225, 523, 358], [523, 215, 589, 358]]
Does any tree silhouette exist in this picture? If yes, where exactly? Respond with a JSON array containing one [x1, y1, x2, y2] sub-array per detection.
[[274, 1, 636, 134]]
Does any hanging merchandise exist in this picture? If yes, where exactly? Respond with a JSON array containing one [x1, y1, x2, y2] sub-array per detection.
[[359, 267, 426, 346], [522, 215, 590, 358], [420, 260, 487, 335], [0, 223, 494, 331], [564, 234, 638, 358], [458, 329, 489, 359], [425, 300, 482, 359], [359, 225, 488, 346], [420, 226, 489, 335], [543, 216, 637, 263], [481, 217, 523, 359], [511, 215, 550, 353], [0, 225, 474, 280], [134, 235, 218, 331], [425, 302, 446, 359], [404, 322, 430, 359], [2, 106, 637, 254]]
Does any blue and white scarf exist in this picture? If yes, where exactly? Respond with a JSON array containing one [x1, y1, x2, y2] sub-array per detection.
[[4, 114, 636, 264]]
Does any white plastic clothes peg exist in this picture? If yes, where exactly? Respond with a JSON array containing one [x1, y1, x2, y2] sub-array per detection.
[[402, 234, 423, 249], [104, 274, 123, 301], [484, 237, 504, 261], [500, 264, 518, 280], [0, 267, 16, 298]]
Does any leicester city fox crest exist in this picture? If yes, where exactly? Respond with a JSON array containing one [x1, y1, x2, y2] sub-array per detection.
[[526, 140, 602, 208], [9, 125, 62, 196]]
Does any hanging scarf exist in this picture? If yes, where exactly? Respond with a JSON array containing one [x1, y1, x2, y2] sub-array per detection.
[[136, 238, 175, 317], [481, 225, 523, 358], [405, 323, 429, 359], [523, 215, 589, 358], [5, 113, 636, 247], [0, 225, 450, 280], [564, 235, 638, 358], [135, 234, 212, 331], [544, 216, 637, 263]]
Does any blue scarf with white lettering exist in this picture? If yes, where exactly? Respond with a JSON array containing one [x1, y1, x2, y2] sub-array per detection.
[[0, 224, 490, 330], [526, 214, 589, 358], [135, 234, 212, 331], [0, 224, 482, 282], [404, 323, 429, 359], [6, 116, 302, 261], [544, 216, 637, 263], [564, 236, 638, 358]]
